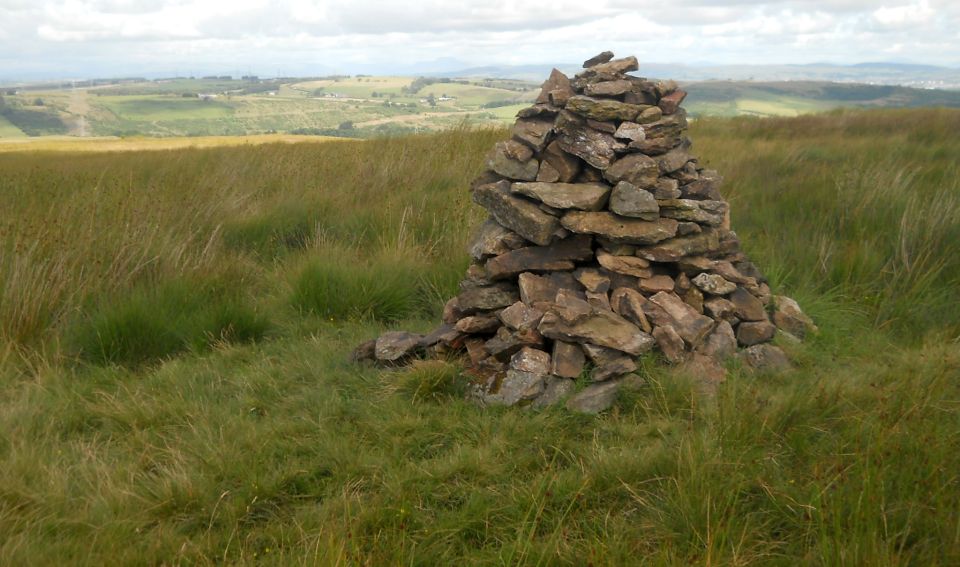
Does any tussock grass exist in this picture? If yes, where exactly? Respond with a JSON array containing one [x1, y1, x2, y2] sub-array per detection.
[[1, 110, 959, 564]]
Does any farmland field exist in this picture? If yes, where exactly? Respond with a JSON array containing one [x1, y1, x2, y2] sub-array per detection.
[[0, 109, 958, 564]]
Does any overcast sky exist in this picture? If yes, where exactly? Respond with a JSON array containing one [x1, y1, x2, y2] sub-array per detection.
[[1, 0, 958, 79]]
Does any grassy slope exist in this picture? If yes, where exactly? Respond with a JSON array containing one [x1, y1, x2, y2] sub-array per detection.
[[1, 110, 959, 565]]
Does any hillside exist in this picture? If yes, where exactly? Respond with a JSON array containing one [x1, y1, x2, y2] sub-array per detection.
[[1, 109, 959, 564]]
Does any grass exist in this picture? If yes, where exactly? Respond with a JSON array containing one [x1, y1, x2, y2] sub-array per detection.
[[0, 114, 26, 137], [0, 110, 958, 564]]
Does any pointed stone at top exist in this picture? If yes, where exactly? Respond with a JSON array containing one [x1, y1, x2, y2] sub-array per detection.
[[583, 51, 615, 68]]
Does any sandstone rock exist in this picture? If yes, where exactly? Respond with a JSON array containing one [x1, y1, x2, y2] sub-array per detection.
[[511, 181, 610, 211], [596, 249, 653, 278], [711, 261, 757, 286], [659, 89, 687, 115], [653, 325, 686, 363], [468, 218, 527, 260], [682, 170, 723, 200], [536, 68, 573, 104], [473, 181, 561, 246], [697, 320, 738, 359], [587, 119, 617, 134], [532, 377, 577, 408], [499, 301, 544, 331], [703, 297, 738, 324], [737, 321, 776, 346], [513, 118, 554, 152], [536, 160, 561, 183], [657, 146, 691, 174], [585, 79, 633, 97], [692, 273, 737, 295], [510, 346, 551, 374], [465, 338, 489, 366], [679, 353, 727, 390], [583, 51, 615, 68], [586, 291, 611, 311], [597, 240, 637, 255], [562, 211, 678, 245], [739, 344, 791, 372], [420, 323, 463, 348], [567, 95, 646, 122], [592, 356, 638, 382], [639, 275, 676, 293], [375, 331, 423, 363], [647, 292, 714, 346], [487, 140, 539, 181], [610, 287, 653, 333], [635, 229, 721, 262], [555, 111, 621, 170], [608, 181, 659, 220], [517, 104, 561, 119], [613, 121, 645, 142], [538, 295, 655, 355], [677, 222, 702, 235], [603, 154, 659, 188], [552, 340, 586, 378], [485, 234, 593, 280], [487, 368, 546, 406], [657, 199, 727, 226], [566, 380, 622, 414], [457, 282, 520, 313], [682, 286, 704, 313], [575, 268, 611, 293], [485, 326, 543, 361], [540, 141, 582, 183], [455, 314, 501, 334], [772, 296, 817, 338], [677, 256, 717, 275], [729, 286, 766, 322], [517, 272, 582, 305], [460, 263, 494, 290], [442, 296, 465, 324], [590, 55, 639, 75], [653, 178, 682, 199], [636, 106, 663, 124]]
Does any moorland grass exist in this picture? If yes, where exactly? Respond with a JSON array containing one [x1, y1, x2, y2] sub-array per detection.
[[0, 110, 958, 564]]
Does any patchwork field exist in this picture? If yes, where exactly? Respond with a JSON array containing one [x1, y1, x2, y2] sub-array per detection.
[[1, 109, 958, 564]]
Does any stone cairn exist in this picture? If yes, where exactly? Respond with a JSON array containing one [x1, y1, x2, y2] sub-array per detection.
[[354, 52, 816, 413]]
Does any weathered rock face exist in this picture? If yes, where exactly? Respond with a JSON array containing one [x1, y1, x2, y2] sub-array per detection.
[[355, 52, 813, 412]]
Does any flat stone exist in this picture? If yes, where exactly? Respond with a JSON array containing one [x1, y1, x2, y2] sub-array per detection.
[[487, 140, 539, 181], [772, 296, 817, 338], [587, 119, 617, 134], [485, 326, 543, 361], [510, 346, 551, 374], [610, 287, 652, 333], [614, 121, 645, 142], [375, 331, 423, 363], [682, 170, 723, 200], [609, 181, 659, 220], [703, 297, 739, 324], [538, 295, 655, 355], [486, 368, 546, 406], [552, 340, 586, 378], [540, 141, 582, 183], [582, 343, 638, 381], [597, 249, 653, 278], [455, 314, 501, 334], [574, 268, 611, 293], [653, 325, 686, 363], [518, 271, 582, 305], [562, 211, 678, 245], [739, 344, 791, 372], [566, 380, 622, 414], [657, 145, 691, 174], [555, 111, 621, 170], [683, 286, 704, 313], [468, 218, 528, 260], [678, 222, 702, 235], [582, 56, 639, 76], [653, 178, 682, 199], [532, 377, 577, 408], [585, 291, 611, 311], [516, 103, 561, 119], [473, 180, 561, 246], [485, 234, 593, 280], [535, 68, 574, 105], [536, 160, 560, 183], [511, 181, 610, 211], [603, 154, 660, 188], [499, 301, 544, 331], [737, 321, 776, 346], [657, 199, 727, 226], [457, 282, 520, 313], [696, 320, 737, 359], [648, 292, 715, 347], [636, 106, 663, 124], [635, 229, 721, 262], [567, 95, 646, 122], [583, 51, 615, 68], [659, 89, 687, 115], [419, 324, 463, 348], [585, 79, 633, 97], [639, 275, 676, 294], [460, 263, 493, 290], [512, 118, 554, 152], [692, 273, 737, 295], [442, 296, 465, 324], [351, 339, 376, 363], [729, 287, 767, 321]]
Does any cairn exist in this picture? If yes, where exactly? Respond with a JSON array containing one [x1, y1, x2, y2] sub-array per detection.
[[354, 52, 816, 413]]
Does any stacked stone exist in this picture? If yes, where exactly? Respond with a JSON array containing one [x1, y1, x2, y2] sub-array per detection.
[[354, 52, 816, 413]]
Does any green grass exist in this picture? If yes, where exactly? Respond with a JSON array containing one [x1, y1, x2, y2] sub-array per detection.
[[0, 114, 26, 138], [1, 111, 959, 564], [98, 95, 235, 120]]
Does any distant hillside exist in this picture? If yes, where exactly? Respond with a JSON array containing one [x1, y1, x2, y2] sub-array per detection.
[[683, 81, 960, 118]]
